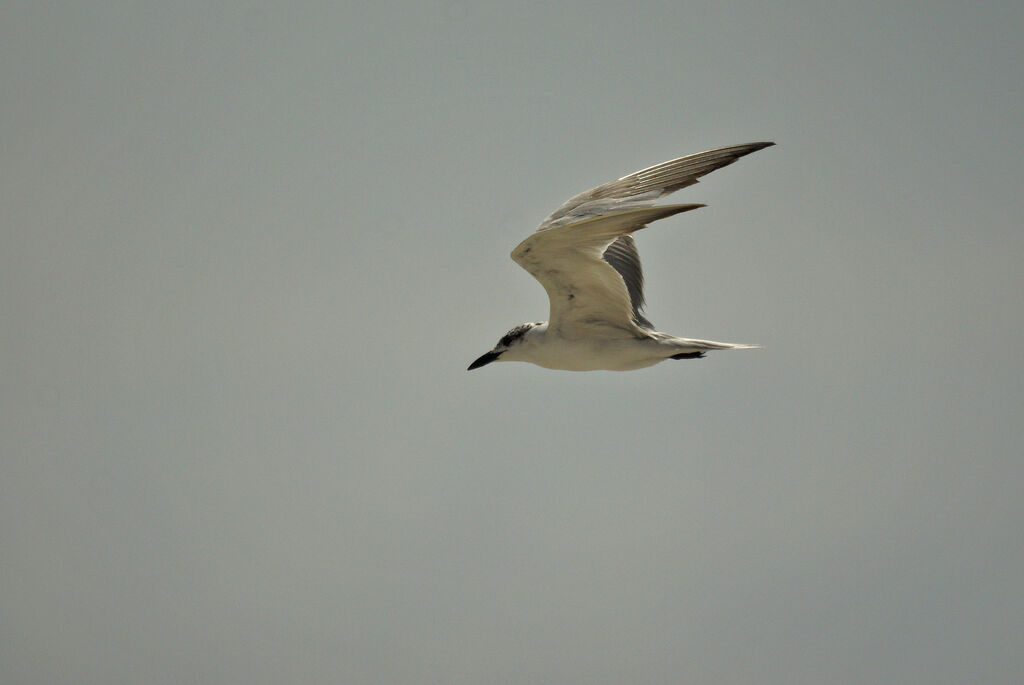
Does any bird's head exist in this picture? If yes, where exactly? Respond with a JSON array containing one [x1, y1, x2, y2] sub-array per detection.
[[467, 322, 544, 370]]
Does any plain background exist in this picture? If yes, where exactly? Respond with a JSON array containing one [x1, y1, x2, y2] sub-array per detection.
[[2, 1, 1022, 683]]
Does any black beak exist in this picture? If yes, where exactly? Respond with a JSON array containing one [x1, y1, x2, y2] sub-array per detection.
[[467, 350, 501, 371]]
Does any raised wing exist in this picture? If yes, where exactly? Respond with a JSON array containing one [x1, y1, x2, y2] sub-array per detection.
[[534, 142, 774, 330], [511, 205, 702, 338], [538, 142, 774, 231]]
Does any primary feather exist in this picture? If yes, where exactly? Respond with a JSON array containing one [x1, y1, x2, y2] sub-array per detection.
[[532, 142, 773, 331]]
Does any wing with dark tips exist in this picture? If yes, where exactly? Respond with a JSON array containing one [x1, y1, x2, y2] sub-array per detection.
[[539, 142, 774, 231], [514, 142, 775, 337], [601, 236, 653, 329]]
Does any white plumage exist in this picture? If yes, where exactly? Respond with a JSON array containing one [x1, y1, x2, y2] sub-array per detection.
[[468, 142, 773, 372]]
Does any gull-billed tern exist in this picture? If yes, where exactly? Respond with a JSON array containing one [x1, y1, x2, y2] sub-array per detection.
[[468, 142, 774, 372]]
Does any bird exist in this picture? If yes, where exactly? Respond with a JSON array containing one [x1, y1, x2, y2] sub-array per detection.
[[468, 142, 774, 372]]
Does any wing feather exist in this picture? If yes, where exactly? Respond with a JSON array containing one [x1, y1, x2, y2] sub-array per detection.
[[511, 205, 702, 337], [601, 236, 653, 328], [539, 142, 774, 231]]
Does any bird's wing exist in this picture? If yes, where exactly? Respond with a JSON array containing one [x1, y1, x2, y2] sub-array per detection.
[[511, 205, 702, 338], [537, 142, 775, 232], [516, 142, 774, 337], [601, 235, 653, 329]]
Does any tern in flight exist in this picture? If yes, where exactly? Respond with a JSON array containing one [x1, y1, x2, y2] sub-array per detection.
[[468, 142, 774, 372]]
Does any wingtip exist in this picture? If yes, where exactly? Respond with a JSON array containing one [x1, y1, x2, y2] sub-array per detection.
[[655, 203, 706, 218]]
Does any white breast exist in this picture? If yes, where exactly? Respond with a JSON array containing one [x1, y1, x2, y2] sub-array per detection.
[[522, 334, 666, 371]]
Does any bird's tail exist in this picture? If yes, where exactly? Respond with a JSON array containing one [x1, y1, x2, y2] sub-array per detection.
[[666, 337, 760, 359]]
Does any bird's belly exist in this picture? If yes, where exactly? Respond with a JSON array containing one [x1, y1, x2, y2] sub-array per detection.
[[529, 337, 664, 371]]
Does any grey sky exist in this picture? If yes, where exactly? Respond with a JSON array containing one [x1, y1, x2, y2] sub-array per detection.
[[2, 1, 1022, 683]]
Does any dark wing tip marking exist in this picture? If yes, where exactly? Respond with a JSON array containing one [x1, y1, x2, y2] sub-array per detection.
[[539, 142, 771, 231], [598, 205, 704, 329], [602, 236, 648, 324], [620, 142, 775, 197]]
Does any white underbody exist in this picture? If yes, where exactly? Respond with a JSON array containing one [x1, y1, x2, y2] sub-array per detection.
[[501, 323, 756, 371]]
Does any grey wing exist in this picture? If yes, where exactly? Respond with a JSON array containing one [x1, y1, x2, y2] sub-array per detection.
[[512, 205, 703, 338], [601, 236, 654, 329], [539, 142, 774, 231]]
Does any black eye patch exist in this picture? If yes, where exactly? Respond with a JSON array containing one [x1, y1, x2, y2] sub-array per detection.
[[499, 323, 533, 347]]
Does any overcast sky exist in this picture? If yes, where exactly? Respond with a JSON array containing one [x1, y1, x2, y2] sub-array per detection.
[[2, 2, 1022, 684]]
